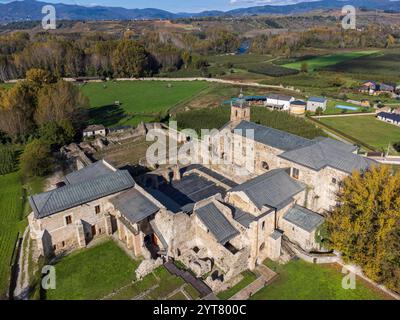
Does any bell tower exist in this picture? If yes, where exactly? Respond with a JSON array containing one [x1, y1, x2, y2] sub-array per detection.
[[230, 89, 251, 122]]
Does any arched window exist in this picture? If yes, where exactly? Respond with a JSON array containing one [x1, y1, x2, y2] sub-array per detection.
[[262, 161, 269, 170]]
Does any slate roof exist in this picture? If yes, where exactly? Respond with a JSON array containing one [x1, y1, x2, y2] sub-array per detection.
[[290, 100, 307, 106], [279, 137, 375, 174], [308, 97, 327, 103], [267, 94, 294, 102], [270, 230, 283, 240], [231, 206, 256, 228], [83, 125, 105, 132], [377, 112, 400, 122], [195, 202, 239, 244], [230, 169, 305, 210], [111, 188, 160, 224], [232, 121, 312, 151], [157, 173, 226, 209], [283, 205, 324, 232], [63, 160, 115, 185], [30, 170, 135, 219]]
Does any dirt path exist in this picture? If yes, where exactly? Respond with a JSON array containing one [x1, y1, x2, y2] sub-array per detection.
[[13, 226, 31, 300]]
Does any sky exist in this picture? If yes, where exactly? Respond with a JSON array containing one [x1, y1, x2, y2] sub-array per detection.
[[0, 0, 321, 13]]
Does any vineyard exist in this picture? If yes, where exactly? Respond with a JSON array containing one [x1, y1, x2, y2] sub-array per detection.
[[175, 106, 325, 140], [0, 172, 23, 298], [0, 145, 17, 175]]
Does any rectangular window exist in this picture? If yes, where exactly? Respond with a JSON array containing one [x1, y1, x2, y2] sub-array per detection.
[[292, 168, 300, 180], [65, 215, 72, 225], [62, 241, 65, 247], [95, 205, 101, 214], [262, 221, 265, 230]]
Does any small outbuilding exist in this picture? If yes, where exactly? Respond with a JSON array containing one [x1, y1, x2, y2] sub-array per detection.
[[377, 112, 400, 126], [307, 97, 328, 112], [289, 100, 307, 115], [83, 125, 106, 137]]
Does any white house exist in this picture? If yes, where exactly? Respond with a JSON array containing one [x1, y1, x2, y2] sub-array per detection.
[[377, 112, 400, 126], [265, 94, 295, 111], [307, 97, 328, 112], [83, 125, 106, 137]]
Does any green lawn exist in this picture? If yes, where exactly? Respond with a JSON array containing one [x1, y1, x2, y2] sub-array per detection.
[[80, 81, 210, 127], [283, 51, 379, 71], [0, 172, 24, 298], [251, 260, 391, 300], [217, 271, 257, 300], [46, 240, 140, 300], [319, 115, 400, 152], [0, 83, 13, 90]]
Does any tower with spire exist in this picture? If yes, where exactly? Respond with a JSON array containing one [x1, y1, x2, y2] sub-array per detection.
[[230, 88, 251, 122]]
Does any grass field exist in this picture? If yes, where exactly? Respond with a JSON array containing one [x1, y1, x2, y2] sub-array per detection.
[[0, 172, 23, 298], [319, 115, 400, 153], [250, 260, 391, 300], [0, 83, 13, 89], [283, 51, 379, 71], [325, 49, 400, 81], [217, 271, 257, 300], [46, 240, 140, 300], [80, 81, 210, 127]]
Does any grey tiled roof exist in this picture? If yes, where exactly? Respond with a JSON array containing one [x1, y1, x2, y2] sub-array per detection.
[[111, 188, 160, 224], [30, 170, 135, 219], [267, 94, 294, 101], [231, 206, 256, 228], [230, 169, 305, 210], [232, 121, 312, 151], [195, 203, 239, 245], [279, 138, 375, 174], [63, 160, 115, 185], [270, 230, 283, 240], [283, 205, 324, 232], [308, 97, 327, 103]]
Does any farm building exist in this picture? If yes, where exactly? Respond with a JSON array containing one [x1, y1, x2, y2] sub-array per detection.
[[290, 100, 307, 115], [377, 112, 400, 126], [265, 94, 295, 111], [83, 125, 106, 137], [307, 97, 328, 112]]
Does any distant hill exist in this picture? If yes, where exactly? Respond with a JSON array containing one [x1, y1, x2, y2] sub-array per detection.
[[1, 0, 400, 23]]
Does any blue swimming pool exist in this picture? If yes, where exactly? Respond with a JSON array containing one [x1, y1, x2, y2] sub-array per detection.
[[335, 105, 359, 111]]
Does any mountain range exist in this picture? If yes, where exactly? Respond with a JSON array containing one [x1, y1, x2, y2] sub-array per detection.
[[1, 0, 400, 23]]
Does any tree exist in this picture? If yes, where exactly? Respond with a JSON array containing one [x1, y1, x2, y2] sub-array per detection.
[[300, 62, 308, 73], [0, 81, 36, 141], [26, 68, 56, 88], [315, 107, 324, 116], [386, 34, 396, 48], [326, 166, 400, 293], [393, 141, 400, 153], [35, 80, 88, 128], [39, 120, 75, 151], [112, 40, 151, 77], [181, 50, 192, 69], [21, 139, 53, 177]]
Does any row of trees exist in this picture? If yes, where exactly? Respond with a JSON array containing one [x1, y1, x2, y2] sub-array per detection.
[[251, 26, 397, 56], [0, 28, 242, 81]]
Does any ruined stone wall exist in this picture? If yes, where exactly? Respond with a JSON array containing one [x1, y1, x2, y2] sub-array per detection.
[[280, 220, 319, 252]]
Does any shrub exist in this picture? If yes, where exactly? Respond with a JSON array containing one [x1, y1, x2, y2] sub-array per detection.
[[0, 145, 17, 175], [21, 139, 53, 177]]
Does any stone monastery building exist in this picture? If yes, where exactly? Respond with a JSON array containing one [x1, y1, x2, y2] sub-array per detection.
[[28, 97, 376, 287]]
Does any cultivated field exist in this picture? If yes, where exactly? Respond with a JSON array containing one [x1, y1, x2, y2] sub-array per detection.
[[283, 51, 379, 71], [0, 172, 23, 298], [251, 260, 392, 300], [176, 106, 325, 139], [325, 49, 400, 82], [320, 115, 400, 152], [81, 81, 210, 127]]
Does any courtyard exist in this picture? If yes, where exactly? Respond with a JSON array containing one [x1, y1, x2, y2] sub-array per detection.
[[45, 240, 200, 300], [250, 259, 392, 300]]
